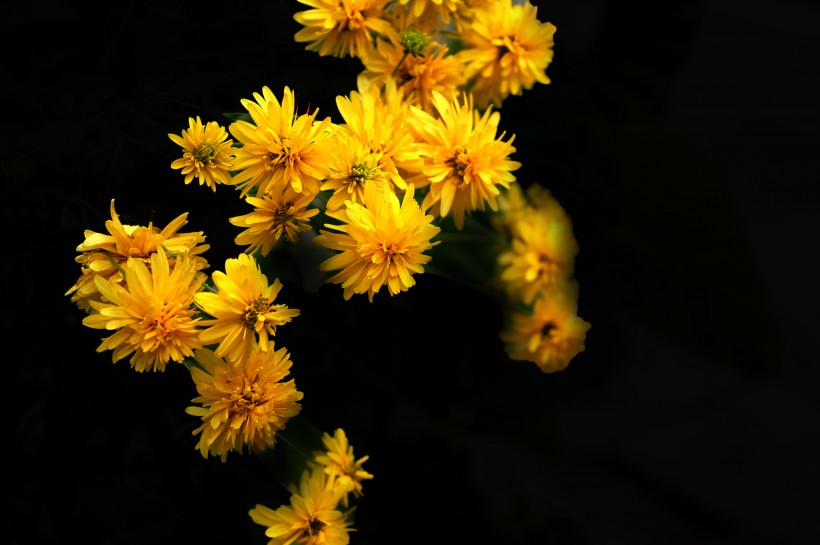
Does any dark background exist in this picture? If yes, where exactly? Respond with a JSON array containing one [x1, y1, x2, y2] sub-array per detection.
[[3, 1, 818, 544]]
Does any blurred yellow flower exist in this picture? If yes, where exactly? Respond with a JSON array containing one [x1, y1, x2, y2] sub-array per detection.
[[168, 116, 235, 191], [249, 466, 353, 545], [410, 90, 520, 229], [314, 181, 441, 302], [185, 347, 303, 462], [195, 253, 300, 364], [456, 0, 556, 108], [66, 199, 209, 312], [293, 0, 398, 59], [82, 250, 205, 372], [229, 86, 335, 198], [311, 428, 373, 508], [230, 184, 320, 255], [500, 285, 590, 373]]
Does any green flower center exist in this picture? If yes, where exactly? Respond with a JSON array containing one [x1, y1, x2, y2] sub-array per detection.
[[193, 145, 216, 163]]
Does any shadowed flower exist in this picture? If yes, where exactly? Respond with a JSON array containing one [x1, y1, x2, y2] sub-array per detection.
[[313, 181, 441, 302], [293, 0, 398, 59], [82, 250, 205, 372], [456, 0, 556, 108], [500, 284, 590, 373], [230, 184, 320, 255], [194, 253, 300, 364], [410, 90, 521, 229], [66, 199, 209, 312], [168, 116, 235, 191], [249, 466, 353, 545], [311, 428, 373, 508], [229, 86, 335, 198], [185, 347, 303, 462]]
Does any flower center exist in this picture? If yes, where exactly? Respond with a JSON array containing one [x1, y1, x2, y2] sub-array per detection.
[[497, 35, 523, 59], [230, 378, 260, 417], [273, 203, 294, 227], [242, 296, 272, 330], [446, 147, 470, 182], [193, 145, 216, 164], [541, 321, 557, 338], [307, 518, 325, 536], [349, 163, 372, 185]]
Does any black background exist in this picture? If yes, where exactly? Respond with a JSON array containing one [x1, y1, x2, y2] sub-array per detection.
[[3, 1, 819, 544]]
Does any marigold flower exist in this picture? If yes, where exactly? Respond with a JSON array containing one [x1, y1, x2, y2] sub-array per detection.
[[311, 428, 373, 507], [500, 285, 590, 373], [168, 116, 235, 191], [82, 250, 205, 372], [313, 181, 441, 302], [194, 253, 300, 364], [229, 86, 335, 198], [456, 0, 556, 108], [293, 0, 398, 59], [66, 199, 209, 312], [409, 90, 521, 229], [230, 184, 320, 255], [185, 347, 303, 462], [249, 466, 353, 545]]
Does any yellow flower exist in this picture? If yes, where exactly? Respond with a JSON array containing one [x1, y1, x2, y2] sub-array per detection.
[[311, 428, 373, 507], [322, 130, 389, 212], [229, 86, 335, 198], [456, 0, 556, 108], [194, 253, 300, 364], [358, 34, 466, 113], [409, 90, 521, 229], [230, 184, 320, 255], [82, 250, 205, 372], [496, 186, 578, 305], [314, 181, 441, 302], [250, 466, 353, 545], [65, 199, 209, 312], [395, 0, 462, 28], [185, 347, 303, 462], [500, 285, 590, 373], [293, 0, 398, 59], [168, 116, 235, 191]]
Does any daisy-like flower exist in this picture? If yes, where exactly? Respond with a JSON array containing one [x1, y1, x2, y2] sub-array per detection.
[[500, 285, 591, 373], [395, 0, 462, 28], [334, 78, 425, 193], [185, 347, 303, 462], [409, 90, 521, 229], [313, 181, 441, 302], [65, 199, 209, 312], [456, 0, 557, 108], [358, 34, 467, 113], [293, 0, 398, 59], [82, 250, 205, 372], [194, 253, 300, 364], [229, 86, 336, 198], [249, 466, 353, 545], [311, 428, 373, 508], [168, 116, 235, 191], [496, 186, 578, 305], [230, 184, 320, 255], [322, 130, 389, 212]]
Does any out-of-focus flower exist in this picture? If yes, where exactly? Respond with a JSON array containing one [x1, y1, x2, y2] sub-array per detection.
[[249, 466, 353, 545], [456, 0, 556, 108], [229, 86, 335, 198], [82, 250, 205, 372], [185, 347, 303, 462], [293, 0, 398, 59], [314, 181, 441, 302], [410, 90, 520, 229], [311, 428, 373, 507], [66, 199, 209, 312], [168, 116, 235, 191], [195, 253, 300, 364]]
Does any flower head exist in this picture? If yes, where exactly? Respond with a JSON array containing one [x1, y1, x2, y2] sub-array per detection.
[[311, 428, 373, 507], [81, 250, 205, 372], [250, 466, 353, 545], [322, 131, 389, 211], [410, 90, 521, 229], [230, 184, 320, 255], [456, 0, 556, 108], [293, 0, 398, 59], [194, 253, 300, 364], [66, 199, 209, 312], [185, 347, 303, 462], [313, 181, 441, 302], [168, 116, 235, 191], [229, 86, 335, 198], [500, 285, 590, 373]]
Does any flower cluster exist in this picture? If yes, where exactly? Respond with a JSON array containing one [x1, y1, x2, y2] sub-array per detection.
[[66, 1, 588, 542]]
